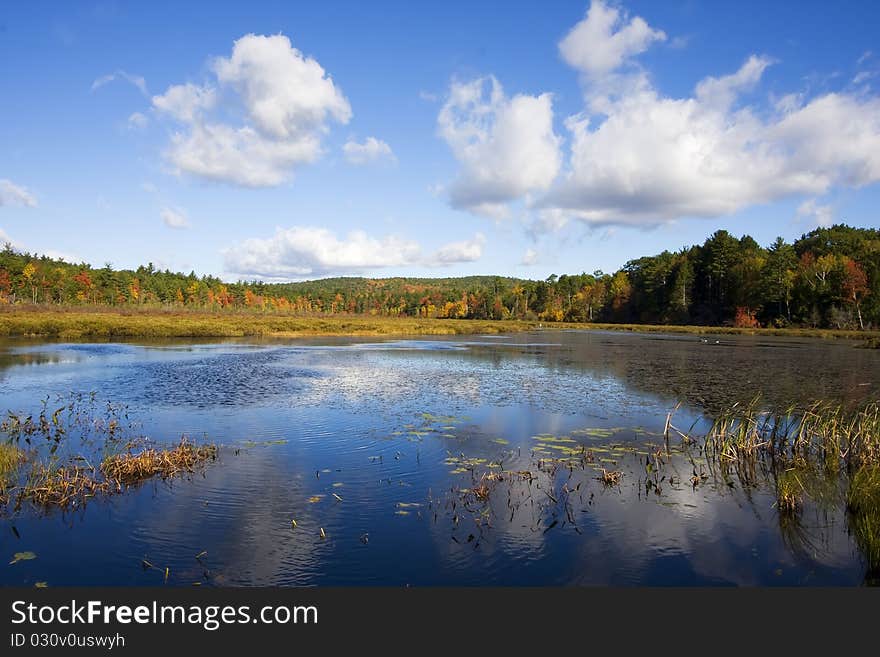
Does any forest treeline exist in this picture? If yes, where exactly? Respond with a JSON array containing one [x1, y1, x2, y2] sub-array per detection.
[[1, 224, 877, 329]]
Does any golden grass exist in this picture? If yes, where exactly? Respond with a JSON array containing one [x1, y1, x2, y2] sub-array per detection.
[[25, 463, 110, 509], [0, 308, 878, 340], [100, 439, 217, 486], [0, 443, 25, 504]]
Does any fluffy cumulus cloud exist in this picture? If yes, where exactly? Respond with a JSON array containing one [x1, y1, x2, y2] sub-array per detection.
[[343, 137, 395, 165], [152, 83, 216, 123], [543, 67, 880, 227], [531, 1, 880, 230], [559, 0, 666, 77], [438, 76, 561, 219], [0, 179, 37, 207], [152, 34, 353, 187], [433, 1, 880, 230], [160, 206, 190, 229], [427, 233, 485, 265], [224, 227, 484, 279]]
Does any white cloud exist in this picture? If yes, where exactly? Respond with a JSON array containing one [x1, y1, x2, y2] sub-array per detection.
[[343, 137, 395, 165], [91, 70, 148, 96], [0, 179, 37, 207], [127, 111, 149, 129], [559, 0, 666, 77], [521, 248, 538, 266], [165, 122, 321, 187], [160, 206, 190, 229], [694, 55, 773, 110], [224, 227, 484, 279], [797, 198, 834, 227], [438, 76, 561, 218], [213, 34, 351, 139], [152, 83, 216, 122], [427, 233, 485, 266], [534, 2, 880, 229], [153, 33, 350, 187]]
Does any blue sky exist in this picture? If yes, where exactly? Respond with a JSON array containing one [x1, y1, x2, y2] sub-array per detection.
[[1, 0, 878, 281]]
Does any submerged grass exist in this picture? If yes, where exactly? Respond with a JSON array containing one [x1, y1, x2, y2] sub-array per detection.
[[0, 308, 877, 340]]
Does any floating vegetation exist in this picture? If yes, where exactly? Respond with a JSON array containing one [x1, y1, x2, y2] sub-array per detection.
[[101, 439, 217, 486], [598, 469, 623, 486], [571, 428, 618, 440], [25, 463, 110, 509], [240, 439, 288, 448], [0, 394, 218, 514], [9, 551, 36, 565]]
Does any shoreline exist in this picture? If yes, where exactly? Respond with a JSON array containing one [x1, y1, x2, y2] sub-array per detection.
[[1, 308, 878, 341]]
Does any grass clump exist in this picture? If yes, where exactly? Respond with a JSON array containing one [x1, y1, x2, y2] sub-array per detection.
[[694, 397, 880, 468], [775, 469, 805, 514], [0, 443, 26, 504], [25, 463, 110, 509], [846, 466, 880, 580], [101, 439, 217, 486]]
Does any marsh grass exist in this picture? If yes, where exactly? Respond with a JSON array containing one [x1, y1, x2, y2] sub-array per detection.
[[0, 443, 26, 504], [0, 395, 218, 512], [691, 397, 880, 469], [775, 468, 805, 513], [1, 308, 878, 340], [24, 462, 110, 509], [846, 466, 880, 576], [100, 439, 217, 486]]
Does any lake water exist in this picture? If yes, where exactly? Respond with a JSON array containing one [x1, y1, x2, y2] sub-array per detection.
[[1, 330, 878, 586]]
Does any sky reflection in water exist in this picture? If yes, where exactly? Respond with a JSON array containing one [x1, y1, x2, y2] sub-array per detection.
[[0, 330, 877, 586]]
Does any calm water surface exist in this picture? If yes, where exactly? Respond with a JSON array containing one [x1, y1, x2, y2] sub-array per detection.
[[0, 330, 878, 586]]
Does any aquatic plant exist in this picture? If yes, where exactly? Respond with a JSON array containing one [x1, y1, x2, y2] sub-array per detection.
[[0, 443, 25, 504], [598, 469, 623, 486], [0, 395, 218, 513], [101, 439, 217, 486], [682, 397, 880, 469], [775, 468, 805, 514], [24, 462, 110, 509], [846, 465, 880, 580]]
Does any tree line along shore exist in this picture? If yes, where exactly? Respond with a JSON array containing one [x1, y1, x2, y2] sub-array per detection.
[[1, 224, 878, 333]]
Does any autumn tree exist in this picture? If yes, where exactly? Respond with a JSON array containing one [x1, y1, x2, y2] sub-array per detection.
[[842, 258, 869, 330]]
